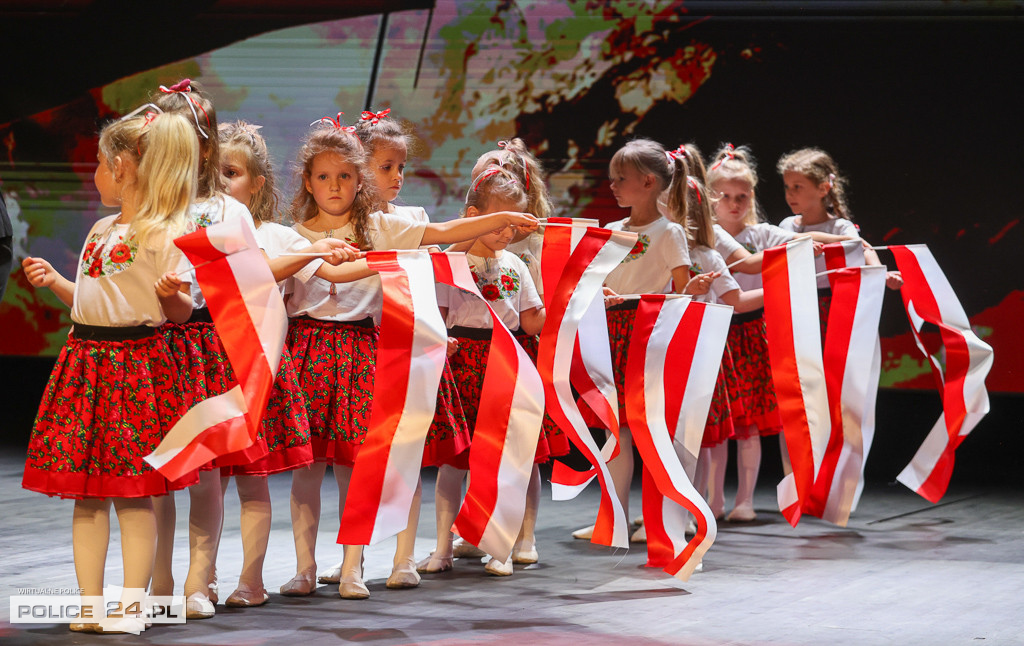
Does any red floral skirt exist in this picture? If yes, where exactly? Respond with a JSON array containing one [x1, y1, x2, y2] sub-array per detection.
[[516, 332, 570, 460], [161, 320, 269, 468], [221, 344, 314, 476], [22, 333, 196, 499], [287, 317, 469, 468], [726, 313, 783, 437]]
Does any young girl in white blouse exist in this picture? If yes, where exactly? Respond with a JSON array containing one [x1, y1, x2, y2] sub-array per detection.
[[573, 138, 711, 541], [21, 111, 199, 634], [417, 164, 545, 577], [280, 121, 537, 600]]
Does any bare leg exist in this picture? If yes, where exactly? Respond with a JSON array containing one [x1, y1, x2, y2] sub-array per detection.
[[727, 436, 761, 521], [387, 478, 422, 588], [779, 432, 792, 475], [112, 497, 157, 590], [73, 498, 112, 598], [281, 463, 326, 595], [418, 465, 464, 572], [151, 494, 175, 596], [706, 441, 729, 519], [512, 464, 541, 563], [226, 474, 271, 605], [334, 465, 369, 599], [183, 469, 224, 600]]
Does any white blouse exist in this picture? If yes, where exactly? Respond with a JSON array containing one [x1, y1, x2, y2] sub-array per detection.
[[604, 216, 691, 295], [438, 251, 541, 331]]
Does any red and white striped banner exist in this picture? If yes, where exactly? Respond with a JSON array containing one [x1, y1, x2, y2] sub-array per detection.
[[537, 226, 637, 548], [146, 219, 285, 481], [627, 296, 730, 579], [762, 237, 830, 527], [889, 245, 993, 502], [338, 250, 447, 545], [809, 264, 886, 525], [431, 252, 545, 561]]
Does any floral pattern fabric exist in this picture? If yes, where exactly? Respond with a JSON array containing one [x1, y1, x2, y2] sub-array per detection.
[[79, 229, 138, 279], [621, 233, 651, 264], [22, 335, 196, 498]]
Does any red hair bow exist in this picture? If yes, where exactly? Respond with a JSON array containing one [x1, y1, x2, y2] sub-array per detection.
[[360, 108, 391, 125], [710, 143, 735, 171], [311, 112, 355, 132], [161, 79, 193, 94]]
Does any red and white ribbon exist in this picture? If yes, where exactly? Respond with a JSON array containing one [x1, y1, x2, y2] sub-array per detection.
[[762, 237, 830, 527], [432, 252, 545, 561], [627, 296, 729, 579], [889, 245, 993, 502], [146, 219, 285, 481], [537, 226, 637, 548], [810, 264, 886, 525], [338, 250, 447, 545]]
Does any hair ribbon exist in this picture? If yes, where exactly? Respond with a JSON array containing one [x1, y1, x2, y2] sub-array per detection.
[[687, 175, 702, 204], [360, 108, 391, 125], [158, 79, 210, 139], [311, 112, 356, 132], [710, 143, 735, 171]]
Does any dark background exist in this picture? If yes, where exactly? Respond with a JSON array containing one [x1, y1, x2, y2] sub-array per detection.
[[1, 1, 1021, 489]]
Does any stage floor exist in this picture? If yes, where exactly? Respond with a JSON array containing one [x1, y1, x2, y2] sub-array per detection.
[[1, 450, 1021, 645]]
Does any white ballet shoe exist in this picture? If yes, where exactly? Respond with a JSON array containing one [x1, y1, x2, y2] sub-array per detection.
[[452, 538, 487, 559], [386, 558, 421, 589], [98, 616, 147, 634], [571, 524, 594, 540], [279, 569, 316, 596], [225, 583, 269, 607], [184, 591, 215, 620], [686, 520, 698, 535], [511, 543, 538, 564], [726, 502, 756, 522], [208, 569, 219, 604], [339, 571, 370, 600], [630, 525, 647, 543], [633, 515, 644, 526], [317, 560, 344, 584], [416, 552, 454, 573], [694, 561, 704, 572], [484, 556, 513, 576]]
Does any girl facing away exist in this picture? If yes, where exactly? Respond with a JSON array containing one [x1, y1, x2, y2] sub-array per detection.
[[21, 111, 199, 634]]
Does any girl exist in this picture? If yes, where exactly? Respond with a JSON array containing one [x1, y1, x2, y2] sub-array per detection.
[[312, 109, 468, 590], [417, 165, 545, 577], [445, 139, 574, 566], [573, 138, 711, 541], [776, 147, 903, 306], [705, 143, 856, 521], [207, 120, 359, 609], [149, 79, 265, 619], [281, 121, 537, 600], [667, 171, 765, 529], [21, 111, 199, 633]]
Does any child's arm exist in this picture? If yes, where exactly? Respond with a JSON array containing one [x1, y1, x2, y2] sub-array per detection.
[[682, 271, 714, 296], [860, 240, 904, 290], [718, 287, 764, 314], [266, 238, 362, 283], [670, 264, 693, 294], [313, 258, 377, 283], [519, 305, 546, 336], [22, 257, 75, 307], [725, 248, 763, 274], [420, 212, 538, 246], [155, 273, 193, 324]]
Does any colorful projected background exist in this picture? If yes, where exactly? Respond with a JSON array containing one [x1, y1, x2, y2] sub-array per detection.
[[1, 2, 1019, 392]]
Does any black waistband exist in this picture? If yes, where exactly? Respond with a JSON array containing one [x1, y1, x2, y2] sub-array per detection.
[[731, 308, 764, 324], [607, 300, 639, 312], [71, 323, 157, 342], [817, 286, 832, 297], [448, 326, 492, 341], [293, 314, 375, 329], [187, 307, 213, 324]]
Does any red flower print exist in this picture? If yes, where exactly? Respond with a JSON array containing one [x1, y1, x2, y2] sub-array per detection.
[[88, 260, 103, 278], [630, 239, 644, 255], [500, 274, 515, 291], [83, 241, 97, 261], [481, 284, 501, 301], [109, 243, 132, 264]]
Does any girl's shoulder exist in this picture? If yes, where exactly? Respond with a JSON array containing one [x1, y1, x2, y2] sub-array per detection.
[[388, 203, 429, 224]]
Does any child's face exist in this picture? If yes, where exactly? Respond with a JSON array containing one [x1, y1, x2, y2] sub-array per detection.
[[782, 171, 828, 217], [712, 178, 754, 226], [220, 150, 263, 210], [474, 196, 526, 252], [305, 152, 361, 218], [608, 163, 651, 209], [371, 143, 407, 203], [94, 153, 120, 208]]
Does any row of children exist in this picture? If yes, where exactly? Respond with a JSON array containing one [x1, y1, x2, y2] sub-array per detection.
[[20, 78, 896, 632]]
